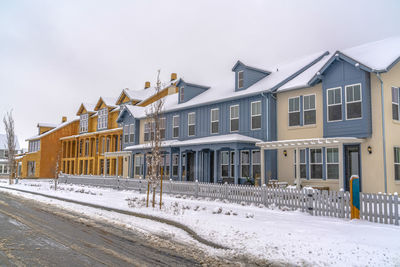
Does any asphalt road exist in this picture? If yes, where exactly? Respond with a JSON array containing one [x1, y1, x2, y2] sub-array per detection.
[[0, 192, 228, 267]]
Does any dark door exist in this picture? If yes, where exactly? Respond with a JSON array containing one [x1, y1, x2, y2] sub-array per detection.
[[210, 151, 214, 183], [344, 145, 361, 192], [187, 152, 195, 182]]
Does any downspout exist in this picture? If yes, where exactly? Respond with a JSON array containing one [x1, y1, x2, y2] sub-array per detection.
[[375, 72, 388, 193], [260, 91, 268, 185]]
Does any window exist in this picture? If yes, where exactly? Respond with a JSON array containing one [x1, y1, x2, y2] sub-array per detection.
[[101, 137, 105, 154], [124, 125, 129, 143], [172, 153, 179, 176], [164, 154, 170, 178], [327, 87, 342, 122], [230, 105, 239, 132], [326, 148, 339, 179], [29, 140, 40, 152], [144, 122, 150, 141], [210, 108, 219, 134], [251, 101, 261, 130], [159, 118, 166, 139], [238, 71, 244, 89], [288, 97, 300, 126], [394, 147, 400, 181], [80, 114, 88, 133], [106, 138, 110, 152], [180, 87, 184, 102], [134, 154, 144, 178], [182, 153, 186, 178], [85, 140, 89, 157], [392, 87, 399, 121], [220, 151, 229, 177], [346, 84, 362, 119], [303, 95, 316, 125], [150, 121, 155, 140], [173, 115, 179, 138], [28, 161, 36, 176], [79, 140, 83, 156], [188, 112, 195, 136], [294, 149, 307, 178], [129, 124, 134, 143], [240, 150, 250, 178], [252, 150, 261, 179], [310, 148, 322, 179], [96, 139, 99, 154], [230, 151, 235, 178], [98, 108, 108, 130]]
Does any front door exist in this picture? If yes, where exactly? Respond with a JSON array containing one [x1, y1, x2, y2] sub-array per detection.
[[344, 145, 361, 191], [186, 152, 195, 182]]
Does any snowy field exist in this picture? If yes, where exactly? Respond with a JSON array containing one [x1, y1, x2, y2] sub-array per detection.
[[0, 179, 399, 266]]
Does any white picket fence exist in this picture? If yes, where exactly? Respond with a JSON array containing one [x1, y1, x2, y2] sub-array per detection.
[[58, 175, 399, 225]]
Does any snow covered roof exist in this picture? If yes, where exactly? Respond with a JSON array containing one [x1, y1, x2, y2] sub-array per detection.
[[82, 103, 96, 112], [37, 123, 57, 128], [0, 134, 21, 150], [26, 118, 79, 141], [276, 53, 331, 92], [340, 36, 400, 72], [125, 87, 158, 102], [100, 97, 118, 108]]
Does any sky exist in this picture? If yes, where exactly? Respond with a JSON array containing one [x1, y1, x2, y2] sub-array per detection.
[[1, 0, 400, 148]]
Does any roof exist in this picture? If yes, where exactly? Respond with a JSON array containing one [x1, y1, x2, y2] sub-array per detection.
[[37, 123, 57, 128], [100, 97, 118, 108], [0, 134, 21, 150], [125, 87, 158, 102], [124, 134, 261, 151], [340, 36, 400, 72], [26, 118, 79, 141], [231, 60, 271, 74]]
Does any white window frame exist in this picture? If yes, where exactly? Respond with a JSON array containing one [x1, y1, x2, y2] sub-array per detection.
[[327, 87, 343, 122], [251, 101, 262, 130], [309, 148, 323, 179], [98, 108, 108, 130], [252, 150, 261, 179], [230, 105, 239, 132], [124, 125, 129, 143], [230, 151, 235, 178], [288, 96, 300, 127], [159, 117, 166, 140], [238, 71, 244, 89], [134, 154, 144, 178], [188, 112, 196, 137], [80, 113, 89, 133], [129, 124, 135, 143], [180, 86, 184, 102], [326, 147, 339, 180], [294, 149, 307, 179], [172, 115, 179, 138], [220, 151, 229, 178], [172, 153, 179, 176], [392, 87, 399, 121], [303, 94, 316, 125], [144, 122, 150, 142], [210, 108, 219, 134], [345, 83, 362, 120], [240, 150, 250, 178], [395, 147, 400, 181]]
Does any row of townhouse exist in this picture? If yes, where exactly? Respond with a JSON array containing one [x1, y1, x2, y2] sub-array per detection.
[[20, 37, 400, 194]]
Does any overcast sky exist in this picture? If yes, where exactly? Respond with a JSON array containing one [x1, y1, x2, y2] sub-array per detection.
[[1, 0, 400, 148]]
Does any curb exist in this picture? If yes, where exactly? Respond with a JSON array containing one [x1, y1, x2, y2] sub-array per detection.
[[0, 185, 227, 250]]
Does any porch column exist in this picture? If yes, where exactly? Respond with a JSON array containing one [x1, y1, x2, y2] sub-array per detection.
[[213, 150, 218, 184], [296, 148, 301, 189], [338, 144, 344, 190], [234, 149, 239, 185], [104, 155, 108, 177], [260, 147, 265, 185], [195, 150, 199, 181]]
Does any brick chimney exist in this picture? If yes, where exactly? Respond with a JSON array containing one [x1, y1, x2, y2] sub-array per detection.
[[171, 73, 177, 81], [62, 116, 67, 123]]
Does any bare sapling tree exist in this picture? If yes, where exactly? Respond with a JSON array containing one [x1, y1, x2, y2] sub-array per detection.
[[53, 141, 62, 191], [3, 111, 17, 185], [145, 70, 165, 209]]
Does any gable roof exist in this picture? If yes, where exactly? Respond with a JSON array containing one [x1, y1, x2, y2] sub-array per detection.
[[76, 102, 96, 116], [116, 104, 146, 123], [37, 123, 57, 128], [94, 96, 118, 111], [231, 60, 271, 74], [26, 118, 79, 141]]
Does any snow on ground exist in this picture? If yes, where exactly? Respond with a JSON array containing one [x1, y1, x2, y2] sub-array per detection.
[[1, 179, 399, 266]]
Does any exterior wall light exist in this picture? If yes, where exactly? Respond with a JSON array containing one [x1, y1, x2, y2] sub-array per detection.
[[283, 150, 287, 157], [368, 146, 372, 154]]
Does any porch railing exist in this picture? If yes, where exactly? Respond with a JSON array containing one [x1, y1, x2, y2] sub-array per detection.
[[58, 175, 399, 226]]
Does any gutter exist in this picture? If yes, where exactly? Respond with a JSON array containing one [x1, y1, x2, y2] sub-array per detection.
[[375, 72, 388, 193]]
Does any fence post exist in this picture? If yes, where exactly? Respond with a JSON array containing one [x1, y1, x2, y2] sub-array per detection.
[[195, 180, 199, 198], [262, 184, 267, 206], [224, 182, 228, 200], [307, 188, 314, 215], [338, 188, 345, 218], [394, 192, 399, 226]]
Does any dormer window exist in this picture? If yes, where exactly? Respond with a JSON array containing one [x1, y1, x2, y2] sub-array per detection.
[[238, 71, 244, 89], [98, 108, 108, 130], [80, 114, 89, 133], [180, 87, 184, 102]]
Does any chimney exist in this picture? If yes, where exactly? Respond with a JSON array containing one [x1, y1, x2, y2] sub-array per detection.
[[62, 116, 67, 123], [144, 81, 151, 89], [170, 73, 177, 81]]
